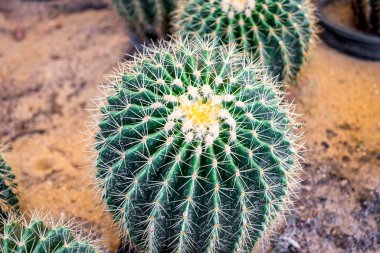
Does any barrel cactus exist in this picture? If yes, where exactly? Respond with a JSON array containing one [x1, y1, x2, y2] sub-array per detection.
[[0, 154, 19, 224], [173, 0, 315, 81], [94, 37, 303, 253], [0, 212, 100, 253], [113, 0, 176, 40], [352, 0, 380, 34]]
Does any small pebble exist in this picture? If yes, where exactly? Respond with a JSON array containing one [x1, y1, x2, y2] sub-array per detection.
[[13, 27, 25, 41], [340, 179, 348, 187]]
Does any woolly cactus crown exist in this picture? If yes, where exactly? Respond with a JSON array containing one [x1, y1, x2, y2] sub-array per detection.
[[93, 36, 303, 253], [0, 212, 100, 253], [0, 154, 18, 223], [174, 0, 315, 81]]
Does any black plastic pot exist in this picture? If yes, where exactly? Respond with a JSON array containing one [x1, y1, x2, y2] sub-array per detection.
[[318, 0, 380, 60]]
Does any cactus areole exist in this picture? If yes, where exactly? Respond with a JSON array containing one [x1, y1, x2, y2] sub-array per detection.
[[95, 37, 302, 253], [174, 0, 315, 81]]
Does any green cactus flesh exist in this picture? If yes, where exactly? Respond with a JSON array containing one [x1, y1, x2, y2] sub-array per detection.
[[113, 0, 175, 39], [174, 0, 314, 81], [95, 37, 302, 253], [0, 215, 98, 253], [0, 155, 18, 222]]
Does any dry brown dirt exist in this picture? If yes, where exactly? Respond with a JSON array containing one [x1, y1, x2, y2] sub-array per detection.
[[0, 1, 379, 252]]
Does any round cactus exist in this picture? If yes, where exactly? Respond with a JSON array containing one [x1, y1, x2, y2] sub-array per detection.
[[94, 37, 303, 253], [0, 154, 19, 223], [113, 0, 176, 40], [173, 0, 315, 81], [0, 212, 100, 253]]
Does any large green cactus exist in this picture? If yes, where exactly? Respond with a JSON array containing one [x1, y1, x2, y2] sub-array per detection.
[[0, 154, 18, 224], [352, 0, 380, 34], [113, 0, 176, 40], [0, 213, 99, 253], [94, 37, 303, 253], [174, 0, 315, 81]]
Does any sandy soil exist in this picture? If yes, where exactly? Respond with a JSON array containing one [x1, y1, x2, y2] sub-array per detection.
[[0, 1, 379, 252], [273, 45, 380, 253], [322, 0, 354, 27]]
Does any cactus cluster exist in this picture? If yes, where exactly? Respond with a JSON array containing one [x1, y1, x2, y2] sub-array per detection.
[[0, 213, 99, 253], [94, 37, 302, 253], [0, 154, 19, 224], [113, 0, 176, 40], [352, 0, 380, 34], [0, 0, 310, 252], [174, 0, 315, 81]]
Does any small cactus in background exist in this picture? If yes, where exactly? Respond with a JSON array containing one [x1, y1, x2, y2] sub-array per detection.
[[0, 212, 100, 253], [93, 37, 303, 252], [174, 0, 315, 81], [0, 154, 19, 224], [373, 0, 380, 34], [352, 0, 380, 34], [113, 0, 176, 40]]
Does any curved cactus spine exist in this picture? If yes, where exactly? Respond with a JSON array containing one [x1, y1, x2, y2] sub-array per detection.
[[0, 154, 19, 224], [93, 37, 303, 253], [173, 0, 316, 81], [0, 212, 100, 253], [113, 0, 176, 40]]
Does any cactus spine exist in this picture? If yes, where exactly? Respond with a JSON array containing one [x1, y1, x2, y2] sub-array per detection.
[[94, 37, 303, 253], [113, 0, 176, 40], [0, 154, 18, 224], [174, 0, 315, 81], [0, 212, 99, 253]]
